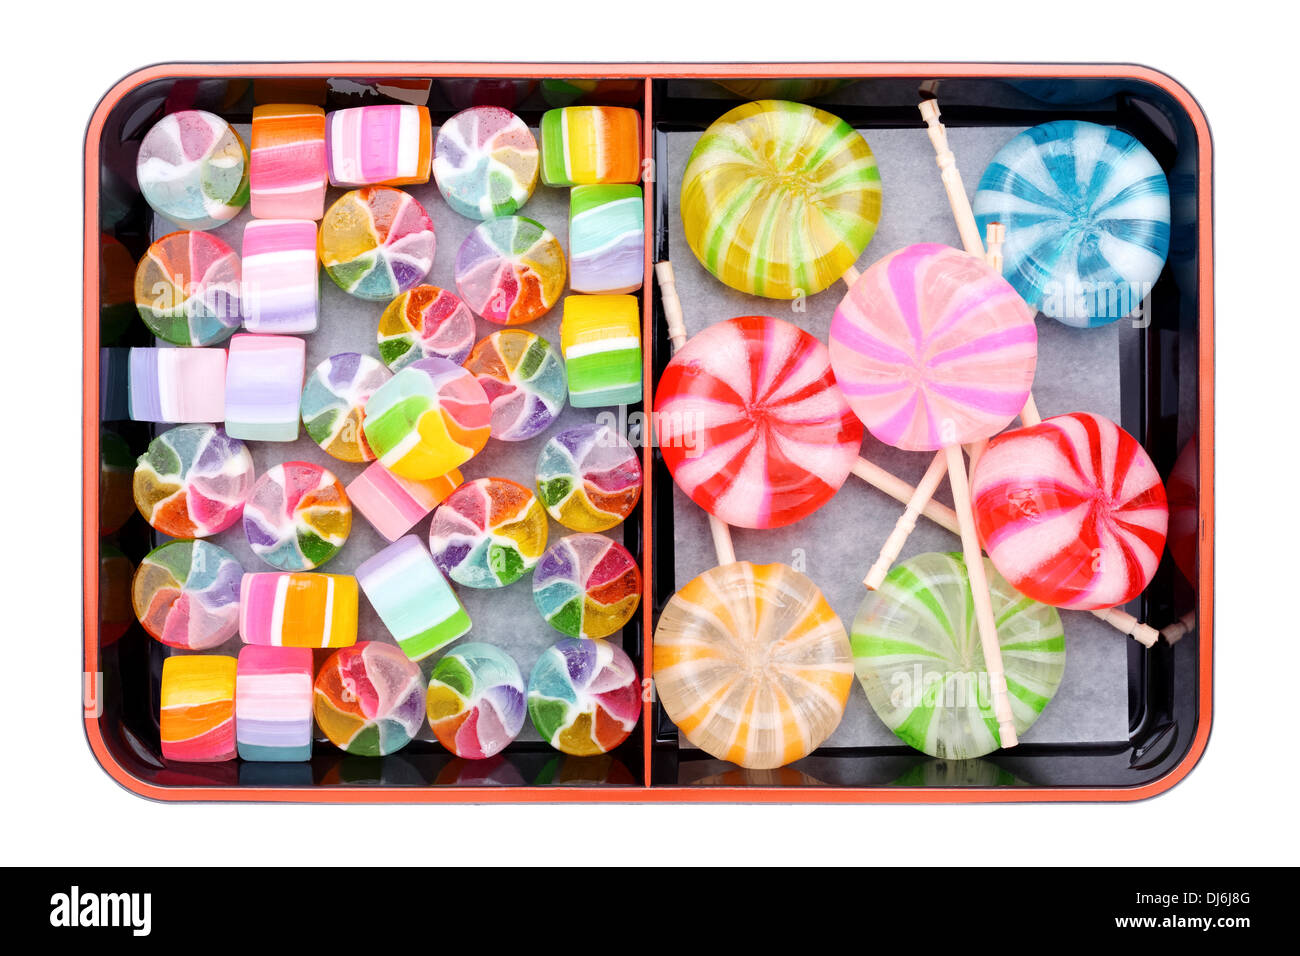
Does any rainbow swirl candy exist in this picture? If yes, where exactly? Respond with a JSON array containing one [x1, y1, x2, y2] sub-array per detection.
[[243, 461, 352, 571], [132, 540, 242, 650], [426, 643, 527, 759], [433, 106, 539, 219], [136, 110, 249, 230], [133, 230, 241, 345], [680, 100, 881, 299], [377, 285, 477, 370], [319, 187, 436, 300], [654, 315, 863, 529], [300, 352, 393, 462], [133, 425, 255, 538], [527, 638, 641, 756], [653, 561, 852, 770], [313, 642, 425, 756], [535, 424, 642, 533], [464, 329, 567, 441], [971, 411, 1169, 610], [851, 552, 1066, 760], [828, 243, 1038, 451], [362, 357, 492, 480], [160, 655, 238, 762], [532, 534, 641, 639], [429, 477, 548, 588], [454, 216, 566, 325]]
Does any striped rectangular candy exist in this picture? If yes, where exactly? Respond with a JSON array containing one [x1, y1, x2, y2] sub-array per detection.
[[128, 347, 227, 423], [569, 184, 644, 294], [540, 106, 641, 186], [241, 219, 320, 333], [250, 104, 328, 220], [346, 463, 462, 543], [326, 105, 432, 188], [224, 333, 305, 441], [560, 294, 642, 407], [355, 536, 471, 660], [159, 654, 237, 762], [235, 645, 314, 762], [240, 571, 358, 648]]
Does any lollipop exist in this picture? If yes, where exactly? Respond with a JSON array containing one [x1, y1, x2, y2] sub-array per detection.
[[361, 357, 492, 480], [428, 477, 548, 588], [318, 187, 436, 300], [313, 642, 425, 756], [136, 110, 248, 230], [527, 638, 640, 756], [300, 352, 393, 462], [654, 314, 862, 529], [463, 329, 567, 441], [679, 100, 881, 299], [131, 540, 242, 649], [376, 285, 477, 370], [243, 461, 351, 571], [973, 120, 1170, 327], [653, 561, 853, 770], [533, 534, 641, 639], [851, 552, 1065, 759], [426, 643, 527, 759], [133, 425, 254, 538], [133, 230, 241, 346], [971, 412, 1169, 610], [535, 423, 642, 532], [433, 106, 539, 219], [454, 216, 566, 325]]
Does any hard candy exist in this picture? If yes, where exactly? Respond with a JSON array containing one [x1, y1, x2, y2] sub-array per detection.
[[313, 642, 426, 756], [128, 347, 227, 423], [535, 423, 642, 532], [132, 540, 242, 649], [464, 329, 567, 441], [223, 334, 306, 442], [433, 106, 539, 219], [243, 461, 351, 571], [376, 285, 477, 370], [569, 184, 644, 294], [454, 216, 566, 325], [240, 219, 319, 334], [539, 106, 641, 186], [137, 110, 248, 230], [559, 294, 642, 407], [346, 463, 462, 543], [326, 105, 432, 187], [426, 643, 527, 759], [250, 104, 328, 220], [532, 534, 641, 639], [133, 425, 254, 538], [527, 638, 640, 756], [429, 477, 548, 588], [239, 571, 359, 647], [134, 230, 241, 346], [160, 654, 237, 762], [236, 646, 314, 761], [300, 352, 392, 462], [355, 535, 471, 661], [319, 187, 436, 300]]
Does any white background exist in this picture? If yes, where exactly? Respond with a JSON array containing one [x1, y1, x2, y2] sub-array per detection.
[[1, 0, 1293, 866]]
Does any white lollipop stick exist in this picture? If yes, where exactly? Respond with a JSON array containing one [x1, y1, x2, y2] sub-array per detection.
[[864, 450, 946, 589], [918, 99, 985, 258]]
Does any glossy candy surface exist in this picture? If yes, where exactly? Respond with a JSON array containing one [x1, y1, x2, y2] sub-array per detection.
[[539, 106, 641, 186], [527, 638, 640, 755], [346, 464, 462, 543], [239, 571, 358, 647], [314, 642, 425, 756], [240, 219, 319, 333], [300, 352, 392, 462], [454, 216, 566, 325], [133, 425, 254, 538], [535, 423, 642, 532], [160, 655, 237, 762], [851, 552, 1065, 759], [655, 315, 862, 528], [559, 294, 642, 407], [356, 536, 471, 661], [243, 461, 351, 571], [828, 243, 1037, 451], [464, 330, 567, 441], [319, 187, 436, 300], [653, 561, 853, 769], [429, 477, 548, 588], [224, 334, 306, 441], [532, 534, 641, 639], [680, 100, 881, 299], [137, 110, 249, 230], [433, 106, 539, 219], [250, 104, 327, 220], [236, 646, 314, 761], [426, 643, 527, 759], [132, 540, 242, 649], [326, 105, 432, 187], [376, 285, 477, 370], [134, 230, 241, 345], [971, 412, 1169, 610], [569, 184, 644, 294], [128, 347, 227, 423]]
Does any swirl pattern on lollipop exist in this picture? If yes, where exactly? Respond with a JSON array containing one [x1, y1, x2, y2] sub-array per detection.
[[527, 638, 641, 756], [426, 643, 527, 759], [318, 187, 436, 300], [654, 315, 862, 529], [535, 424, 642, 532], [377, 285, 477, 370], [653, 562, 852, 770], [533, 534, 641, 639], [454, 216, 566, 325], [829, 243, 1038, 451], [851, 552, 1066, 759], [973, 120, 1170, 327], [133, 425, 254, 538], [313, 642, 425, 756], [136, 110, 249, 230], [132, 540, 242, 650], [429, 477, 548, 588], [243, 461, 352, 571], [433, 106, 539, 219], [464, 329, 568, 441], [300, 352, 393, 462], [134, 230, 241, 346], [971, 412, 1168, 610], [680, 99, 881, 299]]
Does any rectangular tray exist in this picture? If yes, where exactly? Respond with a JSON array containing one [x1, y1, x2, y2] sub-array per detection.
[[83, 62, 1214, 802]]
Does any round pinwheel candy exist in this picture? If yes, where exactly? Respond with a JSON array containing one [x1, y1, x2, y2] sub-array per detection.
[[429, 477, 548, 588], [131, 540, 242, 650], [426, 643, 527, 760], [133, 425, 255, 538], [463, 329, 567, 441], [300, 352, 392, 462], [527, 638, 640, 756], [532, 534, 641, 639], [319, 187, 436, 300], [136, 110, 249, 230], [314, 642, 425, 756], [454, 216, 566, 325], [535, 423, 642, 533], [243, 461, 352, 571]]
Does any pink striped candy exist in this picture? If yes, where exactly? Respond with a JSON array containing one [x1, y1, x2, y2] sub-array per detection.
[[326, 105, 432, 188], [250, 104, 328, 220], [346, 463, 463, 542], [829, 243, 1037, 451], [241, 219, 319, 333]]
